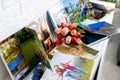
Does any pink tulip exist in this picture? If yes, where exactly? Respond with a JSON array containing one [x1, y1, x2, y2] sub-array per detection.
[[55, 28, 62, 34], [76, 32, 82, 39], [76, 38, 82, 44], [61, 27, 69, 36], [65, 36, 72, 44]]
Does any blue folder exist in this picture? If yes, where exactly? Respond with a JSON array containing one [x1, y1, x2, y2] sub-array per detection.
[[88, 21, 109, 31]]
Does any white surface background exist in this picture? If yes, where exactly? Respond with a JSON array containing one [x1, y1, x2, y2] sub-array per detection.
[[0, 0, 60, 42]]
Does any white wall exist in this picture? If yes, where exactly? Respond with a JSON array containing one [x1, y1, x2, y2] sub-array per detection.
[[0, 0, 59, 80], [0, 0, 59, 42]]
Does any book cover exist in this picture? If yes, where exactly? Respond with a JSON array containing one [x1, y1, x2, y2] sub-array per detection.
[[27, 16, 55, 56], [55, 43, 98, 59], [41, 52, 94, 80]]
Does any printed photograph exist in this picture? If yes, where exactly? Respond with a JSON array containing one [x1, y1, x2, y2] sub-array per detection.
[[55, 43, 98, 59], [15, 27, 51, 70], [48, 0, 115, 29], [0, 35, 30, 80], [0, 27, 52, 80], [23, 63, 46, 80], [27, 16, 55, 54], [87, 21, 120, 36], [48, 0, 92, 28], [41, 52, 94, 80]]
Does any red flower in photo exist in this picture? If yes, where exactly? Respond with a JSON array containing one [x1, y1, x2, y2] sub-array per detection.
[[55, 23, 84, 45], [57, 33, 63, 39], [55, 39, 62, 45], [68, 24, 76, 30], [60, 23, 66, 29], [76, 32, 82, 39], [71, 36, 77, 43]]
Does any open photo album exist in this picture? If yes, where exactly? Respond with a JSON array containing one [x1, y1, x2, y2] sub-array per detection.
[[47, 0, 113, 29], [41, 52, 95, 80], [47, 0, 114, 45], [0, 27, 51, 80], [26, 16, 55, 55], [0, 27, 99, 80]]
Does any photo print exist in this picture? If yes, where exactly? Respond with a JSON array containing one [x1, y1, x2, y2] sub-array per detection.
[[48, 0, 92, 29], [41, 52, 94, 80], [0, 35, 30, 80], [27, 16, 55, 56]]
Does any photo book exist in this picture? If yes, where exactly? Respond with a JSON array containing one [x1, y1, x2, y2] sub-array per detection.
[[0, 27, 52, 80], [27, 16, 55, 56], [47, 0, 108, 45], [41, 52, 95, 80]]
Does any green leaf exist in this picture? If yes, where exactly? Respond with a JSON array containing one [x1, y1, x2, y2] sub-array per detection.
[[77, 27, 86, 33]]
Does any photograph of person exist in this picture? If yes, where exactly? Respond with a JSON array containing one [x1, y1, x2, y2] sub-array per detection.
[[41, 52, 94, 80], [48, 0, 91, 29]]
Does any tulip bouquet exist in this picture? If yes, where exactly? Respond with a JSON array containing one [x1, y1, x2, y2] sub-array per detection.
[[55, 23, 84, 45]]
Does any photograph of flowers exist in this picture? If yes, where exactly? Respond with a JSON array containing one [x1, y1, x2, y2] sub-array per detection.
[[47, 0, 108, 45], [41, 52, 94, 80]]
